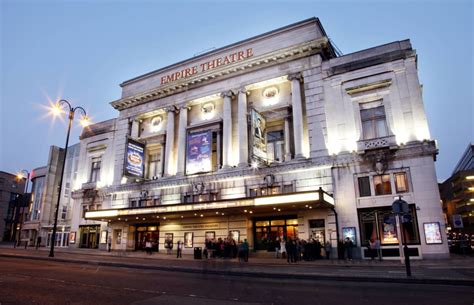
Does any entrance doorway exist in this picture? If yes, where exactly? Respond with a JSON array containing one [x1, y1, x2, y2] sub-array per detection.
[[135, 224, 159, 252], [253, 216, 298, 251], [79, 225, 100, 249]]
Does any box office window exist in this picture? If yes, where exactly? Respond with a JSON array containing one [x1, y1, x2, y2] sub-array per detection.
[[374, 174, 391, 195], [358, 205, 420, 247], [358, 177, 371, 197], [395, 172, 409, 193]]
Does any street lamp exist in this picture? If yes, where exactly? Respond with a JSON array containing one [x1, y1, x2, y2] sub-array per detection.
[[392, 196, 411, 277], [49, 99, 89, 257], [13, 170, 30, 247]]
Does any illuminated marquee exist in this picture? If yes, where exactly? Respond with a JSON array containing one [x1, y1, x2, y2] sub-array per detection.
[[160, 48, 254, 85]]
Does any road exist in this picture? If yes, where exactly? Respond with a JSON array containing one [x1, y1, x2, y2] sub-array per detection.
[[0, 257, 472, 305]]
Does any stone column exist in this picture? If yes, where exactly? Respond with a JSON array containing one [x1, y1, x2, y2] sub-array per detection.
[[288, 73, 304, 158], [221, 90, 233, 168], [159, 144, 165, 177], [131, 120, 140, 138], [176, 105, 189, 175], [237, 88, 249, 167], [164, 107, 176, 176], [284, 117, 291, 161]]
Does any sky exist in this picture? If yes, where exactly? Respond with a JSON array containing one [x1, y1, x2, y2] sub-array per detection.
[[0, 0, 472, 182]]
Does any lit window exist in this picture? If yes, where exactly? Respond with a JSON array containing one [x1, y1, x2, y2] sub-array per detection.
[[266, 130, 284, 162], [358, 177, 371, 197], [395, 173, 409, 193], [147, 150, 162, 180], [90, 157, 101, 183], [361, 105, 388, 139], [374, 175, 392, 195]]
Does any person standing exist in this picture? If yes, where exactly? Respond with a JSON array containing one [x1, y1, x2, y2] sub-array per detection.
[[375, 238, 382, 261], [280, 238, 287, 259], [36, 236, 41, 250], [108, 235, 112, 252], [274, 237, 281, 258], [145, 240, 152, 255], [368, 239, 376, 260], [345, 237, 353, 260], [324, 241, 332, 259], [176, 240, 183, 258]]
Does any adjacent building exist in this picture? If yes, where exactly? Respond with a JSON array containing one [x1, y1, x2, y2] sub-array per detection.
[[440, 143, 474, 235], [21, 144, 80, 247], [0, 171, 25, 241], [71, 18, 448, 259]]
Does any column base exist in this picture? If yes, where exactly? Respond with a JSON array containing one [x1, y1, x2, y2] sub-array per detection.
[[238, 163, 248, 168]]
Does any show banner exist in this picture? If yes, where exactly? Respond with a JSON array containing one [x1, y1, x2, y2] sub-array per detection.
[[186, 130, 212, 175], [124, 138, 145, 178], [251, 109, 267, 160]]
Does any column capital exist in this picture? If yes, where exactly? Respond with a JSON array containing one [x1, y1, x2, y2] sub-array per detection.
[[237, 87, 249, 95], [165, 106, 178, 113], [220, 90, 234, 98], [178, 104, 191, 111], [287, 72, 303, 83]]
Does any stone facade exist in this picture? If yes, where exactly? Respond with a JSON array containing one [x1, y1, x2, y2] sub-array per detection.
[[70, 18, 448, 259]]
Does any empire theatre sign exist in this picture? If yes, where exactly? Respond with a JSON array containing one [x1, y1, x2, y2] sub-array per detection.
[[160, 48, 254, 85]]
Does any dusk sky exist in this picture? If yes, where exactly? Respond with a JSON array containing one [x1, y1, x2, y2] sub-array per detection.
[[1, 0, 472, 182]]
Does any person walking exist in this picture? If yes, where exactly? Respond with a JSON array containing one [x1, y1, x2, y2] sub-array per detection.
[[145, 240, 152, 255], [368, 239, 376, 260], [324, 241, 332, 259], [274, 237, 281, 258], [375, 238, 382, 261], [280, 238, 287, 259], [35, 236, 41, 250], [176, 240, 183, 258]]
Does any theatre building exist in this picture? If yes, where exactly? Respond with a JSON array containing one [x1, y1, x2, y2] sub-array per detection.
[[72, 18, 449, 259]]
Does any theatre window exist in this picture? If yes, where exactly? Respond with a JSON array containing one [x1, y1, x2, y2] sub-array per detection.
[[145, 144, 163, 180], [357, 205, 420, 247], [266, 130, 284, 162], [254, 217, 299, 251], [89, 157, 101, 183], [357, 172, 410, 197], [360, 101, 389, 140]]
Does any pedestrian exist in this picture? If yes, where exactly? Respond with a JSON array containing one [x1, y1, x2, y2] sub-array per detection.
[[368, 239, 376, 260], [280, 239, 287, 259], [287, 239, 296, 263], [345, 237, 353, 260], [108, 236, 112, 252], [274, 237, 281, 258], [374, 238, 382, 261], [176, 240, 183, 258], [242, 239, 249, 262], [324, 241, 331, 259], [35, 236, 41, 250], [145, 240, 152, 255]]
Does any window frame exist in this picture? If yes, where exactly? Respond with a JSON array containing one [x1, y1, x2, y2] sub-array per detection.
[[359, 102, 389, 140]]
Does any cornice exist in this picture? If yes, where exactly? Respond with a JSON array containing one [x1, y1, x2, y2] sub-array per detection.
[[110, 38, 329, 111]]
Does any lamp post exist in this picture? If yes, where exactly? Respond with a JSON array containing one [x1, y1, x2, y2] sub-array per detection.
[[49, 99, 89, 257], [13, 170, 30, 247], [392, 196, 411, 277]]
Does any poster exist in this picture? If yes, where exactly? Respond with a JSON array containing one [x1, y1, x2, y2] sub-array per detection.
[[100, 231, 108, 244], [382, 216, 398, 244], [205, 231, 215, 241], [69, 232, 76, 244], [424, 222, 442, 244], [124, 138, 145, 178], [184, 232, 193, 248], [229, 230, 240, 242], [186, 130, 212, 175], [165, 233, 174, 248], [251, 109, 267, 160], [342, 227, 356, 245]]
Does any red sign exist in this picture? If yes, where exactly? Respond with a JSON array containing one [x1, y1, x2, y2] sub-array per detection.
[[160, 48, 254, 85]]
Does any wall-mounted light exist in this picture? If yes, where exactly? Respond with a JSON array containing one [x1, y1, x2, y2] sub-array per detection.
[[262, 86, 279, 106], [150, 115, 163, 132], [201, 102, 215, 120]]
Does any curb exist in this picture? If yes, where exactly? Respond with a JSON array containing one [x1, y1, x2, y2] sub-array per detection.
[[1, 253, 473, 287]]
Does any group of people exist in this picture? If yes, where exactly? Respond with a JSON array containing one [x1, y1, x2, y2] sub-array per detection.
[[204, 237, 250, 262], [273, 237, 333, 262]]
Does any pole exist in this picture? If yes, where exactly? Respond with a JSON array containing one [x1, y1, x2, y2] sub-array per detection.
[[401, 215, 412, 276], [49, 109, 73, 257], [14, 171, 29, 248]]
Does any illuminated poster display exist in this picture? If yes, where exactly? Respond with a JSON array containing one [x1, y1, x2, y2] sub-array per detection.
[[186, 130, 212, 175], [382, 216, 398, 244], [251, 109, 267, 160], [424, 222, 443, 244], [124, 138, 145, 178], [69, 232, 76, 244], [184, 232, 193, 248], [342, 227, 356, 245]]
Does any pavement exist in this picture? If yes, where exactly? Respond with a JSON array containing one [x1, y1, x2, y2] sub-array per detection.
[[0, 243, 473, 286]]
